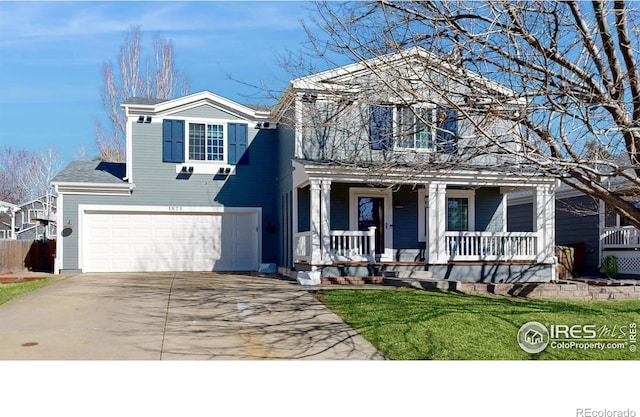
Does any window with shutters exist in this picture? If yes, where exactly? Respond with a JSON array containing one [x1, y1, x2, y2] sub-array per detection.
[[369, 105, 458, 153], [162, 118, 248, 166]]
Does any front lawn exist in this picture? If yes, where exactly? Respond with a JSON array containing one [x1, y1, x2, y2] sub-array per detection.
[[0, 278, 60, 306], [314, 288, 640, 360]]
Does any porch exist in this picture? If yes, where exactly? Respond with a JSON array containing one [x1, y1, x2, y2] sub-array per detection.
[[288, 161, 557, 283], [599, 200, 640, 276]]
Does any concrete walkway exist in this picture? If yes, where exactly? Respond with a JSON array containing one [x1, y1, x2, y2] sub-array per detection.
[[0, 272, 383, 360]]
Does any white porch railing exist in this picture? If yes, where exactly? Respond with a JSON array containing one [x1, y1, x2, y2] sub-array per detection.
[[329, 227, 376, 261], [601, 227, 640, 249], [294, 227, 376, 263], [444, 232, 538, 261]]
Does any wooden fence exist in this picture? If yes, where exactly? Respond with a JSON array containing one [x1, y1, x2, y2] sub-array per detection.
[[0, 240, 56, 273]]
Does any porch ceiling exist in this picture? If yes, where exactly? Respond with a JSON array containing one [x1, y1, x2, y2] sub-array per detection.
[[292, 159, 557, 189]]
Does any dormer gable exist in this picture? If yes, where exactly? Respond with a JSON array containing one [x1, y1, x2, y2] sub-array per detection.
[[121, 91, 274, 182]]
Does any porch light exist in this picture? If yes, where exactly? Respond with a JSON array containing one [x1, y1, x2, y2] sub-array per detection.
[[394, 201, 405, 209], [65, 220, 73, 231]]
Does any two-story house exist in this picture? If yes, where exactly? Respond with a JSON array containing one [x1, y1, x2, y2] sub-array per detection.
[[273, 46, 557, 283], [53, 47, 557, 282]]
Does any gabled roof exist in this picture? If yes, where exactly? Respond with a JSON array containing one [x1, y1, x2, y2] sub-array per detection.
[[273, 46, 521, 120], [121, 90, 270, 122]]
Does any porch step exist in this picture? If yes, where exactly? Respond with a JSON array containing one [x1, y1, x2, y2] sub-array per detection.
[[381, 270, 433, 279], [321, 276, 385, 286]]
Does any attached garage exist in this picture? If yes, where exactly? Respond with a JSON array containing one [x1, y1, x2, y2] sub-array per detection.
[[79, 206, 261, 273]]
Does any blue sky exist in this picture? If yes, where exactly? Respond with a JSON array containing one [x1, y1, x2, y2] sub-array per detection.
[[0, 1, 319, 165]]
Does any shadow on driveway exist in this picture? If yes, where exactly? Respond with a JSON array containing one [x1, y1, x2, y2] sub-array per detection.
[[0, 272, 383, 360]]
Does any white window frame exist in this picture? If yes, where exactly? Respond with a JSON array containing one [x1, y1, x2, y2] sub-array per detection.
[[395, 105, 437, 152], [446, 189, 475, 232], [187, 120, 226, 164]]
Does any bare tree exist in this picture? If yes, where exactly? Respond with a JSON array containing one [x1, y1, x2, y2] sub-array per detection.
[[0, 146, 62, 204], [96, 26, 190, 162], [286, 1, 640, 228]]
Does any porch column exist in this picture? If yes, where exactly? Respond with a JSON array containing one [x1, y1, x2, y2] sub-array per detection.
[[428, 182, 447, 263], [534, 184, 555, 263], [320, 179, 332, 262], [10, 208, 17, 240], [309, 180, 322, 265]]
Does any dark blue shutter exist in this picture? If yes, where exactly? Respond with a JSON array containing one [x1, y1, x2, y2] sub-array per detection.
[[370, 105, 394, 150], [162, 119, 184, 163], [228, 123, 248, 165], [436, 108, 458, 154]]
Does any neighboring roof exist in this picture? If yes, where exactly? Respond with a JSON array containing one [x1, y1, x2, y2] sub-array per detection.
[[0, 200, 19, 212], [51, 161, 126, 184], [16, 193, 57, 209]]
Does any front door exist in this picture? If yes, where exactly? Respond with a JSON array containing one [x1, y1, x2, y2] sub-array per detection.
[[350, 188, 393, 260], [358, 197, 385, 255]]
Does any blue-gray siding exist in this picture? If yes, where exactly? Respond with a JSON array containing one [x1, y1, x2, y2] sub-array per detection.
[[60, 103, 279, 271], [508, 195, 600, 275]]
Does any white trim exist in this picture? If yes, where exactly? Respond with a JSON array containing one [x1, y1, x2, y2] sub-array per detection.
[[50, 182, 134, 195], [418, 188, 428, 242], [122, 91, 266, 122], [446, 189, 476, 231], [126, 117, 133, 182], [348, 187, 393, 260], [55, 193, 63, 273], [77, 204, 262, 273], [183, 118, 232, 165]]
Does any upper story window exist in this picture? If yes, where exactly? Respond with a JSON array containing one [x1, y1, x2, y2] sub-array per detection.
[[369, 104, 459, 153], [398, 107, 434, 150], [188, 123, 224, 161], [162, 119, 248, 166]]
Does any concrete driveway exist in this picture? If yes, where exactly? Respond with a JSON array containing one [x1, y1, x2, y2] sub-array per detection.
[[0, 272, 383, 360]]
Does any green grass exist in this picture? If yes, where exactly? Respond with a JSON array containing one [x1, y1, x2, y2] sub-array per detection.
[[314, 288, 640, 360], [0, 278, 61, 306]]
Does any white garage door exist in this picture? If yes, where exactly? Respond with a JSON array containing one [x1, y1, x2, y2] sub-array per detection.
[[81, 208, 259, 272]]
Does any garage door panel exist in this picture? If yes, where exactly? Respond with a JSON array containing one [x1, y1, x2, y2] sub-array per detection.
[[82, 209, 258, 273]]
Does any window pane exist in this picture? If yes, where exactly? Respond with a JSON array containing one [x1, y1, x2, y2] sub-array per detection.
[[415, 108, 432, 149], [207, 124, 224, 161], [447, 197, 469, 231], [189, 123, 206, 160], [398, 107, 432, 149], [398, 107, 414, 148]]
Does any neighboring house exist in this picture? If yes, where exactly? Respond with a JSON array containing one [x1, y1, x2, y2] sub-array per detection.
[[53, 47, 558, 282], [508, 182, 640, 278], [0, 194, 56, 240], [0, 200, 20, 239], [273, 47, 557, 282]]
